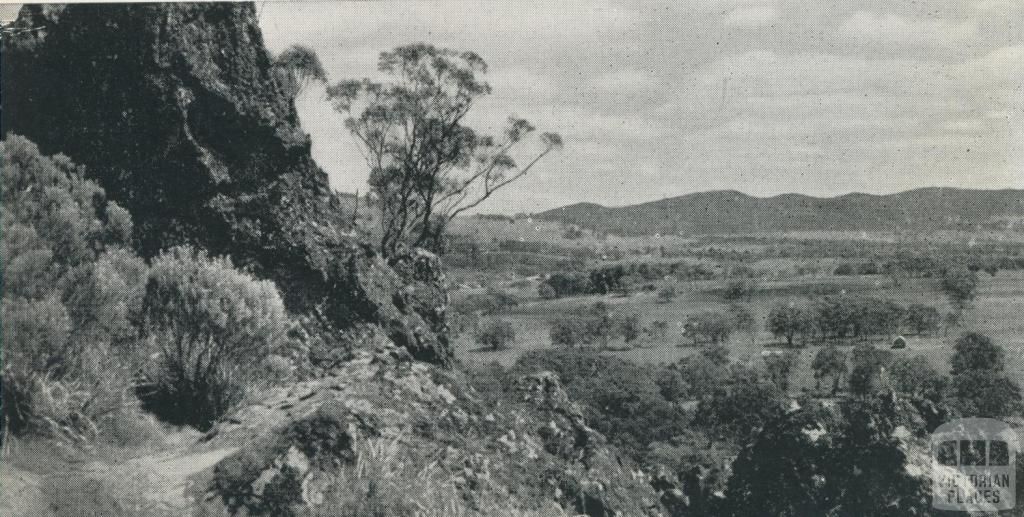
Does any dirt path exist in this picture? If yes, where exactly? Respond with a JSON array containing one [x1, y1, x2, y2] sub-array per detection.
[[1, 435, 236, 517], [82, 446, 238, 515]]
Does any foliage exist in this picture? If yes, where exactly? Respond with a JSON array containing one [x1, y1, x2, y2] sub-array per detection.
[[137, 246, 292, 429], [722, 279, 758, 302], [760, 352, 799, 392], [724, 395, 930, 517], [476, 318, 516, 351], [328, 43, 562, 255], [692, 377, 787, 444], [944, 332, 1021, 418], [273, 44, 328, 98], [728, 304, 756, 339], [848, 345, 894, 396], [656, 284, 677, 303], [683, 312, 732, 345], [667, 347, 731, 401], [767, 296, 940, 346], [548, 303, 633, 348], [1, 136, 147, 441], [946, 370, 1023, 419], [887, 356, 941, 397], [767, 305, 806, 346], [512, 350, 686, 458], [811, 346, 848, 394], [903, 303, 940, 335], [540, 272, 593, 298], [724, 409, 831, 517], [949, 331, 1004, 374], [940, 265, 979, 311], [452, 287, 521, 316]]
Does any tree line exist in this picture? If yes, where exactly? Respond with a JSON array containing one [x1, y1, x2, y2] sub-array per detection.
[[767, 297, 941, 346]]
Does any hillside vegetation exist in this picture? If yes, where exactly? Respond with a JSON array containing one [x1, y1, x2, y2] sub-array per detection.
[[536, 188, 1024, 236]]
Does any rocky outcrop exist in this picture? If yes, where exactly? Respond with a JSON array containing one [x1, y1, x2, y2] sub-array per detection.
[[189, 348, 660, 516], [2, 3, 451, 364]]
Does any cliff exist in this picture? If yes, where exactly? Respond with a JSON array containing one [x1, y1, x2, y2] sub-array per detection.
[[2, 3, 451, 364]]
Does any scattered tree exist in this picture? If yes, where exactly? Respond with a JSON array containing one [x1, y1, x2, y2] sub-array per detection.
[[940, 266, 979, 313], [476, 318, 516, 351], [949, 331, 1004, 375], [328, 44, 563, 255], [767, 305, 805, 347]]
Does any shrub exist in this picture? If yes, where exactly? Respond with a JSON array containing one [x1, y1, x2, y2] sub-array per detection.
[[451, 287, 520, 316], [537, 282, 557, 299], [811, 346, 848, 394], [137, 246, 292, 430], [692, 378, 786, 443], [723, 279, 758, 302], [760, 352, 799, 392], [550, 319, 592, 348], [477, 318, 516, 351], [0, 136, 147, 442], [903, 304, 940, 336], [541, 272, 593, 298], [656, 284, 677, 303], [513, 350, 684, 458], [888, 356, 942, 397], [833, 263, 855, 276], [848, 345, 893, 396], [683, 312, 732, 345]]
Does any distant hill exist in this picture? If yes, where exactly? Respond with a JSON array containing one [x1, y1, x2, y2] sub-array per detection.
[[534, 188, 1024, 236]]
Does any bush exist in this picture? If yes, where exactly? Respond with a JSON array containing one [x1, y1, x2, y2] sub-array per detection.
[[904, 304, 940, 335], [888, 356, 942, 397], [833, 263, 855, 276], [849, 345, 893, 395], [683, 312, 732, 345], [656, 284, 676, 303], [1, 136, 147, 442], [811, 346, 848, 394], [477, 319, 516, 351], [723, 279, 758, 302], [540, 272, 593, 298], [138, 246, 292, 430], [513, 350, 685, 458]]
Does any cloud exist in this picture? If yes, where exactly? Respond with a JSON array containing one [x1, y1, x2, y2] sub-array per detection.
[[841, 11, 977, 46], [261, 0, 1023, 212], [723, 5, 778, 26]]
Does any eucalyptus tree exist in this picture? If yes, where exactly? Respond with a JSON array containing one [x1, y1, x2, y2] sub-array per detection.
[[328, 43, 562, 256]]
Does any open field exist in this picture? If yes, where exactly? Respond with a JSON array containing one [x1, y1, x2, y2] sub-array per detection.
[[453, 233, 1024, 393]]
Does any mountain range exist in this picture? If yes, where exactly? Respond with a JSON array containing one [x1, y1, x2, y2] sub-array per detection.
[[534, 188, 1024, 235]]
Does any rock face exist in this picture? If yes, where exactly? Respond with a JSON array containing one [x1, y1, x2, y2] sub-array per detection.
[[2, 3, 451, 364], [189, 347, 661, 516]]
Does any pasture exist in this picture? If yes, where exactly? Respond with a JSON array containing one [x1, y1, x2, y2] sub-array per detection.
[[451, 228, 1024, 394]]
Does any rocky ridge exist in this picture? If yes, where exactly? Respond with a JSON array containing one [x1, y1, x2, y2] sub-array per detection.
[[2, 3, 451, 363]]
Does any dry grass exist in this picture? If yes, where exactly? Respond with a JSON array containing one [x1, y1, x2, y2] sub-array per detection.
[[314, 433, 572, 517]]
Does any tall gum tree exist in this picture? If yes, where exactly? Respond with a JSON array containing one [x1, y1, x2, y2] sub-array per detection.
[[326, 43, 563, 256]]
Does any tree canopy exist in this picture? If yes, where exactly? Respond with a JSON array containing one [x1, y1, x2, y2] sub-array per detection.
[[327, 43, 562, 255]]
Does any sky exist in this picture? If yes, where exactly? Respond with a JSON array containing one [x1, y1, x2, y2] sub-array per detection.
[[254, 1, 1024, 213]]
